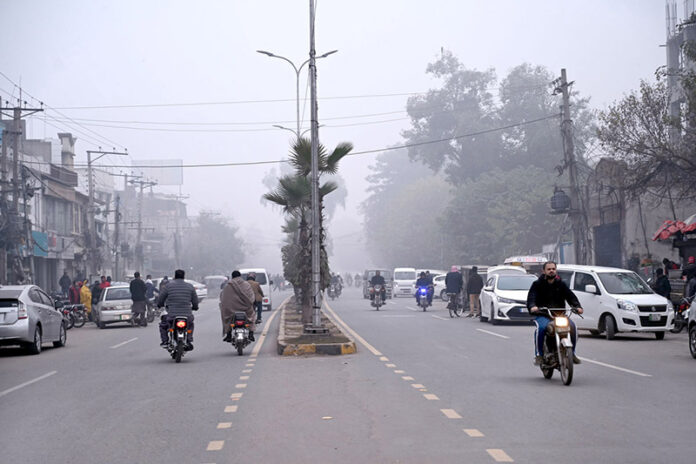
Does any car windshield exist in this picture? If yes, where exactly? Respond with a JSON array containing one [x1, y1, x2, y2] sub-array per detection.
[[497, 275, 537, 290], [241, 273, 267, 285], [394, 272, 416, 280], [105, 287, 132, 301], [597, 272, 653, 295]]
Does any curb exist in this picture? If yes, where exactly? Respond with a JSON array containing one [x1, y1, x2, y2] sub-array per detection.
[[277, 299, 357, 356]]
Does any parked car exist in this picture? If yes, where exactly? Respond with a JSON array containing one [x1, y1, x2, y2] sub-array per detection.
[[186, 279, 207, 302], [434, 274, 447, 300], [479, 274, 537, 324], [556, 265, 674, 340], [486, 265, 527, 280], [362, 269, 393, 299], [0, 285, 67, 354], [392, 267, 417, 298], [689, 300, 696, 359], [93, 285, 134, 329], [239, 268, 273, 311]]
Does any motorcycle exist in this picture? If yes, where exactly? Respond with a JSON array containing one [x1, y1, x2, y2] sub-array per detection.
[[536, 307, 582, 386], [671, 296, 692, 333], [229, 311, 252, 356], [371, 285, 384, 310], [145, 297, 159, 323], [328, 284, 337, 301], [416, 286, 431, 311], [165, 316, 192, 363]]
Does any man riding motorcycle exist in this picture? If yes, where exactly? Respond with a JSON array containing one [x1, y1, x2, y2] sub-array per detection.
[[330, 273, 343, 296], [158, 269, 199, 350], [369, 270, 387, 305], [415, 272, 433, 306], [527, 261, 583, 366]]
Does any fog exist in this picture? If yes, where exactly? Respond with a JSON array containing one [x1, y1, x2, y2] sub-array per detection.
[[1, 0, 665, 274]]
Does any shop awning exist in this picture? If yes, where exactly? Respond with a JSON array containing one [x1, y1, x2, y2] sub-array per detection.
[[653, 214, 696, 240]]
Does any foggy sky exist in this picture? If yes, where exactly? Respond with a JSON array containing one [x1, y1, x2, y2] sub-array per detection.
[[1, 0, 667, 273]]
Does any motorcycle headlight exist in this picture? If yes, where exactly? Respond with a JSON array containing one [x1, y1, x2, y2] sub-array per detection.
[[617, 299, 638, 312], [554, 316, 569, 328], [497, 296, 516, 304]]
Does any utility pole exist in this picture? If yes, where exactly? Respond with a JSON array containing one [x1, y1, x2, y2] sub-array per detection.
[[554, 69, 587, 265], [129, 178, 157, 273], [20, 166, 36, 282], [86, 149, 128, 279], [113, 194, 121, 281]]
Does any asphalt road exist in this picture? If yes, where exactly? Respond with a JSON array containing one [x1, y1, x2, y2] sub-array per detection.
[[1, 287, 695, 464]]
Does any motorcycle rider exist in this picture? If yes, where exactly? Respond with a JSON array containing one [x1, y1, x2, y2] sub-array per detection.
[[145, 274, 156, 311], [330, 273, 343, 296], [158, 269, 199, 350], [415, 272, 433, 306], [129, 271, 147, 325], [246, 273, 265, 324], [445, 265, 463, 308], [527, 261, 583, 366], [369, 270, 387, 306], [220, 270, 256, 342]]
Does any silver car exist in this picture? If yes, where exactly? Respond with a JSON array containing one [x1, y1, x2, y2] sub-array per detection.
[[93, 285, 134, 329], [0, 285, 67, 354]]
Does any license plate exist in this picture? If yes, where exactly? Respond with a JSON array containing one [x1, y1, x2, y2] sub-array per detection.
[[121, 314, 131, 320], [649, 313, 661, 322]]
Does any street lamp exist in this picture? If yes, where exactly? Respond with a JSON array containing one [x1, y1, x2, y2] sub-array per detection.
[[272, 124, 322, 138], [257, 49, 338, 138]]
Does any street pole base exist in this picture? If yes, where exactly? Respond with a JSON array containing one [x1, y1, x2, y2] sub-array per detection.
[[304, 325, 329, 335]]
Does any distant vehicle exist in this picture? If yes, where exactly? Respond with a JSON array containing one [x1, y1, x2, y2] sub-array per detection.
[[93, 285, 134, 329], [239, 268, 272, 311], [486, 265, 527, 280], [392, 267, 417, 298], [556, 264, 674, 340], [434, 274, 447, 300], [503, 255, 548, 275], [479, 274, 537, 324], [0, 285, 67, 354], [204, 275, 228, 298], [186, 279, 207, 302], [362, 269, 393, 299]]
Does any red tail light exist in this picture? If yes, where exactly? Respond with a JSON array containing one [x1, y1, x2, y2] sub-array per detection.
[[175, 320, 187, 328], [235, 320, 245, 326]]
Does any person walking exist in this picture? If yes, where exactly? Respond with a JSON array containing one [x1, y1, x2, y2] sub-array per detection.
[[246, 273, 264, 324], [130, 272, 148, 326], [68, 280, 81, 304], [220, 270, 256, 342], [653, 268, 671, 300], [466, 266, 484, 318], [80, 280, 92, 320], [59, 271, 71, 297], [90, 280, 102, 306]]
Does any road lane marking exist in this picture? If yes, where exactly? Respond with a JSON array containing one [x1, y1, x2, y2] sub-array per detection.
[[240, 376, 249, 380], [578, 357, 652, 377], [235, 384, 247, 388], [441, 409, 462, 419], [207, 441, 224, 451], [323, 301, 382, 356], [423, 393, 439, 400], [385, 363, 396, 368], [382, 315, 415, 317], [110, 337, 138, 349], [0, 371, 57, 398], [224, 405, 238, 413], [487, 449, 514, 462], [464, 429, 484, 437], [411, 384, 425, 389], [245, 363, 255, 367], [432, 315, 449, 321], [379, 356, 389, 361], [402, 376, 414, 380], [249, 295, 288, 357], [217, 422, 232, 429], [406, 306, 418, 312], [394, 370, 405, 374], [230, 393, 243, 399], [242, 369, 252, 373], [476, 329, 510, 339]]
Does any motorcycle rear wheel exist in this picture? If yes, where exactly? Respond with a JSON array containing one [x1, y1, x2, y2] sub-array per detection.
[[559, 347, 573, 386], [237, 344, 244, 356], [73, 312, 86, 328], [65, 315, 74, 330], [174, 344, 183, 363], [670, 320, 685, 334]]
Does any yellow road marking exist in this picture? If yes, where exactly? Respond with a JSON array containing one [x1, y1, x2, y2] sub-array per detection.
[[206, 441, 224, 451], [235, 384, 247, 389], [411, 384, 425, 389], [464, 429, 484, 437], [402, 376, 414, 380], [323, 301, 382, 356], [423, 393, 439, 400], [394, 370, 405, 374], [240, 376, 249, 380], [487, 449, 514, 462], [385, 363, 396, 368], [250, 295, 288, 357], [224, 405, 238, 413], [441, 409, 462, 419], [230, 393, 243, 399], [217, 422, 232, 429]]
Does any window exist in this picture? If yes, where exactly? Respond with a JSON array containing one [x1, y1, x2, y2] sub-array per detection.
[[486, 277, 495, 288], [597, 272, 653, 295], [557, 271, 573, 287], [28, 288, 43, 304], [394, 271, 416, 280], [574, 272, 599, 293], [37, 290, 53, 306], [105, 288, 132, 301], [497, 275, 537, 291]]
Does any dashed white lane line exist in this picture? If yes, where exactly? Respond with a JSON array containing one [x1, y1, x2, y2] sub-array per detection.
[[464, 429, 484, 437], [441, 409, 462, 419], [394, 370, 405, 374], [217, 422, 232, 429], [385, 363, 396, 368], [245, 363, 255, 367], [230, 393, 243, 399], [323, 301, 382, 356], [402, 376, 415, 381], [242, 369, 252, 373], [406, 306, 418, 312], [235, 384, 247, 389], [224, 405, 238, 413], [382, 315, 416, 317], [379, 356, 389, 361], [0, 371, 57, 398], [424, 393, 439, 400], [207, 441, 224, 451], [240, 376, 249, 380], [578, 357, 652, 377], [487, 449, 514, 462], [431, 315, 449, 321], [411, 383, 425, 389], [249, 295, 287, 357], [476, 328, 510, 339], [110, 337, 138, 349]]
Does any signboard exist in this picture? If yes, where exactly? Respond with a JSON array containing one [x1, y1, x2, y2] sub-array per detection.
[[131, 159, 183, 186], [32, 231, 48, 258]]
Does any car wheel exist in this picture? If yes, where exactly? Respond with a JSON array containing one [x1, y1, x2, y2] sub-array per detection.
[[655, 331, 665, 340], [53, 322, 67, 348], [604, 315, 617, 340], [689, 326, 696, 359], [98, 321, 106, 329], [490, 304, 497, 325], [440, 291, 448, 302], [25, 326, 42, 355]]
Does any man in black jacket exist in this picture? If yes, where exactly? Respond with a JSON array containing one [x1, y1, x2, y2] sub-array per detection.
[[527, 261, 584, 366], [445, 266, 463, 309], [466, 267, 484, 317], [653, 269, 671, 300], [130, 272, 148, 326]]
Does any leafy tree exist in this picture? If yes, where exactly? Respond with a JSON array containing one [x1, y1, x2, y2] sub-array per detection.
[[181, 212, 245, 278]]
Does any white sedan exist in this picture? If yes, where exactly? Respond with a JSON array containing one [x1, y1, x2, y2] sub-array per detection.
[[479, 274, 537, 324], [186, 280, 208, 302]]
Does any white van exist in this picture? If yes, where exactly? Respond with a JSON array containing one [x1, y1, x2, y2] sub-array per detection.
[[556, 265, 674, 340], [239, 268, 273, 311], [392, 267, 417, 298]]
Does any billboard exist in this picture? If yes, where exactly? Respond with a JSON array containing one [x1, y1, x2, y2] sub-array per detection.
[[131, 159, 184, 186]]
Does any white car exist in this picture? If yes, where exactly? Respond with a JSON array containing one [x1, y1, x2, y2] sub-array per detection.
[[486, 265, 527, 280], [689, 301, 696, 359], [239, 268, 272, 311], [433, 274, 447, 300], [93, 285, 134, 329], [392, 267, 417, 298], [186, 280, 207, 302], [479, 274, 538, 324]]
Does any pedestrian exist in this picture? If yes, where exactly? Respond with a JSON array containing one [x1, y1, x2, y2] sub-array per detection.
[[466, 266, 484, 318], [129, 272, 147, 325], [159, 276, 169, 293], [91, 280, 102, 305], [445, 265, 463, 309], [653, 269, 671, 300], [59, 271, 71, 297], [663, 257, 679, 276], [68, 280, 81, 304], [220, 270, 256, 342], [99, 275, 110, 290], [683, 256, 696, 282], [80, 280, 92, 319], [246, 273, 264, 324]]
